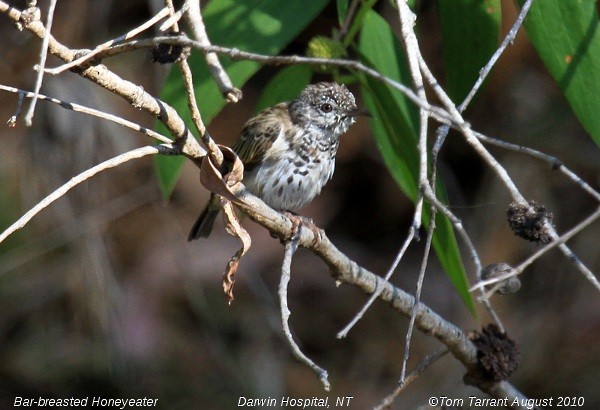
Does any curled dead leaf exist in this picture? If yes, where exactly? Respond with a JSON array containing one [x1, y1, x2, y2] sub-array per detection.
[[199, 147, 251, 303], [200, 145, 245, 204], [221, 201, 252, 303]]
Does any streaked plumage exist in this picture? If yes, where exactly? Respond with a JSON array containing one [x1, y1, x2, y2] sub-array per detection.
[[189, 82, 366, 240]]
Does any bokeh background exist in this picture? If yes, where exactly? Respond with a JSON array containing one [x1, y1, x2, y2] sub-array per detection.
[[1, 0, 599, 408]]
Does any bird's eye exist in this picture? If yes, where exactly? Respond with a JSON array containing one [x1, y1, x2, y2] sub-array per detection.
[[320, 103, 333, 113]]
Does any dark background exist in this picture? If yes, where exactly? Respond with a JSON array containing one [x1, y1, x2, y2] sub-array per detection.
[[1, 0, 599, 408]]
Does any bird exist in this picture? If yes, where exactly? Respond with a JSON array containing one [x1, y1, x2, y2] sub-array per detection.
[[188, 82, 368, 241]]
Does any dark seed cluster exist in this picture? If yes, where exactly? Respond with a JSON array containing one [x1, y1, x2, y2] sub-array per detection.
[[506, 201, 554, 244], [151, 32, 191, 64], [471, 324, 521, 381]]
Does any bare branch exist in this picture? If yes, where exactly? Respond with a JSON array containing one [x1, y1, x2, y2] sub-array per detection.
[[375, 348, 449, 410], [159, 1, 189, 31], [400, 207, 435, 383], [471, 206, 600, 294], [93, 36, 456, 126], [44, 7, 171, 75], [0, 84, 172, 143], [0, 145, 174, 245], [279, 233, 330, 391], [474, 131, 600, 202], [184, 0, 241, 103], [459, 0, 535, 111], [0, 2, 205, 160], [178, 60, 224, 166], [23, 0, 56, 126]]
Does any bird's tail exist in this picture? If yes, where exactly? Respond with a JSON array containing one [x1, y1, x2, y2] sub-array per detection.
[[188, 194, 220, 240]]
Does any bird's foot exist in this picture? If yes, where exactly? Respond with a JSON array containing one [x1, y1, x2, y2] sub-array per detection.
[[281, 212, 322, 244]]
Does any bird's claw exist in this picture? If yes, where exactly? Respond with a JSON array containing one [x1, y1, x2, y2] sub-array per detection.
[[281, 212, 322, 245]]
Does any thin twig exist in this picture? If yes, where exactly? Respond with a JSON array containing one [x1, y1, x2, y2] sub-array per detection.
[[421, 184, 505, 331], [94, 36, 456, 126], [396, 0, 433, 380], [44, 7, 171, 75], [24, 0, 56, 126], [459, 0, 535, 111], [556, 243, 600, 291], [400, 208, 435, 383], [0, 84, 172, 143], [375, 348, 449, 410], [178, 60, 224, 166], [0, 145, 174, 245], [337, 0, 361, 39], [184, 0, 241, 103], [474, 131, 600, 202], [159, 1, 189, 31], [471, 206, 600, 293], [279, 233, 330, 391], [432, 0, 535, 155], [337, 228, 416, 338]]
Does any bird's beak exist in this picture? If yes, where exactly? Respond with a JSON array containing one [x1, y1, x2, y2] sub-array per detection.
[[345, 108, 372, 118]]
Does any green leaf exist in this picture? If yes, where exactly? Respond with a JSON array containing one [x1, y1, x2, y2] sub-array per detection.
[[518, 0, 600, 146], [437, 0, 501, 103], [155, 0, 330, 197], [254, 65, 312, 113], [358, 10, 476, 315], [337, 0, 349, 25]]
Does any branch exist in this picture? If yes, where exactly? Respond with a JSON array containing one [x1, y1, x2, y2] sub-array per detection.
[[471, 206, 600, 294], [23, 0, 56, 126], [91, 36, 456, 126], [279, 234, 330, 391], [0, 2, 205, 160], [0, 84, 172, 143], [375, 348, 449, 410], [198, 156, 527, 401], [184, 0, 241, 103], [474, 131, 600, 202], [44, 6, 171, 75], [0, 145, 174, 245]]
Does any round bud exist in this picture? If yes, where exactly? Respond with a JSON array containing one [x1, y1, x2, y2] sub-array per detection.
[[481, 263, 521, 295], [306, 36, 346, 73]]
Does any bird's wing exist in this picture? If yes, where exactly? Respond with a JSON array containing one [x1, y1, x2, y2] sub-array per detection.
[[232, 103, 290, 171]]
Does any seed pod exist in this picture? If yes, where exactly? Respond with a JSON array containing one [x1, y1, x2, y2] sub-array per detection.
[[470, 324, 521, 381], [481, 263, 521, 295], [151, 32, 191, 64], [507, 200, 554, 244]]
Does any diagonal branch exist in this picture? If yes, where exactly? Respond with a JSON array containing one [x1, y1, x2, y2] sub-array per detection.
[[0, 84, 172, 143], [0, 2, 205, 161], [0, 145, 175, 245], [184, 0, 241, 103], [44, 6, 171, 75]]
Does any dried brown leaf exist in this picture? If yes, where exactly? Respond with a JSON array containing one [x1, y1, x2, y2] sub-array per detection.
[[219, 183, 251, 304]]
